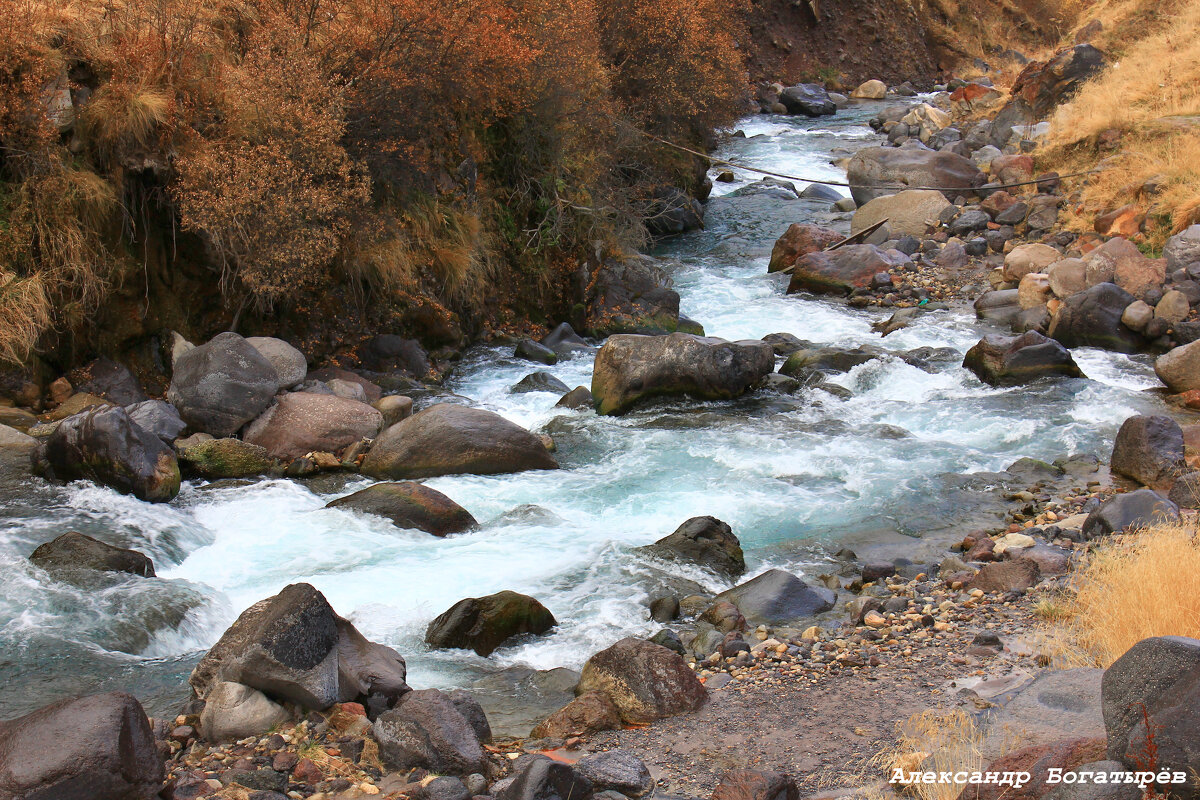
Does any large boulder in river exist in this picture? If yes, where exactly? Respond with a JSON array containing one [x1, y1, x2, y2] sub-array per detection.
[[591, 333, 774, 416], [44, 405, 181, 502], [1103, 636, 1200, 778], [767, 223, 842, 273], [786, 244, 910, 295], [0, 692, 163, 799], [1048, 283, 1142, 353], [1082, 489, 1180, 538], [30, 531, 155, 577], [851, 190, 950, 238], [425, 590, 557, 656], [190, 582, 409, 712], [715, 569, 835, 626], [846, 146, 984, 205], [779, 83, 836, 116], [637, 516, 745, 580], [243, 391, 383, 460], [576, 638, 707, 724], [963, 331, 1084, 386], [373, 688, 489, 774], [1156, 340, 1200, 393], [1110, 415, 1187, 491], [584, 256, 681, 337], [327, 482, 476, 536], [177, 437, 276, 479], [361, 404, 558, 479], [245, 336, 308, 388], [168, 331, 279, 437]]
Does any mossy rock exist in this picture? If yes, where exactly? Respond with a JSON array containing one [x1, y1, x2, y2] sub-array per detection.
[[177, 438, 276, 479]]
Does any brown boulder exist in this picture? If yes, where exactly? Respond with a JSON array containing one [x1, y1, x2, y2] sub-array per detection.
[[958, 737, 1106, 800], [767, 224, 842, 273], [712, 770, 799, 800], [244, 392, 382, 461], [530, 691, 622, 739], [576, 638, 707, 724], [965, 558, 1041, 593], [326, 482, 477, 536]]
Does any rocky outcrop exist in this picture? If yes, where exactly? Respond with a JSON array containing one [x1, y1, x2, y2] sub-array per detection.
[[591, 334, 773, 416], [30, 531, 155, 577], [786, 244, 911, 295], [244, 391, 383, 461], [190, 583, 409, 713], [425, 591, 557, 656], [714, 569, 835, 626], [360, 404, 558, 479], [167, 332, 280, 437], [176, 437, 276, 479], [767, 224, 842, 274], [1110, 415, 1187, 491], [637, 516, 745, 580], [0, 692, 164, 800], [846, 147, 984, 206], [584, 257, 682, 337], [327, 482, 477, 536], [576, 638, 707, 724], [372, 688, 489, 774], [1048, 283, 1142, 353], [962, 331, 1084, 386], [992, 45, 1105, 137], [44, 405, 181, 502]]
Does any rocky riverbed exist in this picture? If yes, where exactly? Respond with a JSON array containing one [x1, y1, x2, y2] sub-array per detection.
[[3, 60, 1200, 800]]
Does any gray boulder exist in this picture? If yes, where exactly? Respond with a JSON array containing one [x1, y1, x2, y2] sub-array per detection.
[[124, 400, 187, 443], [30, 531, 154, 577], [361, 404, 558, 479], [425, 590, 557, 656], [1164, 224, 1200, 271], [1102, 636, 1200, 765], [498, 756, 594, 800], [168, 332, 279, 436], [44, 405, 181, 502], [199, 680, 290, 742], [1110, 415, 1187, 491], [1168, 471, 1200, 508], [541, 323, 593, 358], [591, 333, 774, 416], [962, 331, 1084, 386], [637, 516, 745, 580], [515, 339, 557, 366], [327, 482, 477, 536], [1082, 489, 1181, 538], [576, 638, 707, 724], [847, 146, 984, 205], [0, 692, 163, 800], [244, 391, 383, 460], [714, 569, 835, 626], [372, 688, 488, 774], [779, 84, 836, 117], [512, 372, 570, 395], [1048, 283, 1142, 353], [190, 583, 408, 711], [575, 750, 653, 797], [245, 336, 308, 389]]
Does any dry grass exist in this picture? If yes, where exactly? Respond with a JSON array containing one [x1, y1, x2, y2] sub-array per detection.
[[0, 272, 52, 365], [79, 82, 173, 158], [1040, 523, 1200, 668], [869, 710, 987, 800], [1040, 0, 1200, 249]]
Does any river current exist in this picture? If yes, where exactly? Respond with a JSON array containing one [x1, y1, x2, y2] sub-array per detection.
[[0, 102, 1165, 723]]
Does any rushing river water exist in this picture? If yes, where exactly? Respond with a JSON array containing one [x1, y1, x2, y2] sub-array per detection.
[[0, 102, 1168, 725]]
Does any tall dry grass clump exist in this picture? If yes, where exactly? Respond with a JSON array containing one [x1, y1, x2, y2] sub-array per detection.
[[1043, 523, 1200, 668], [869, 710, 988, 800]]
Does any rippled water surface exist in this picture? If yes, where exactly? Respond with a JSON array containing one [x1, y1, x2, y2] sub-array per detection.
[[0, 102, 1166, 722]]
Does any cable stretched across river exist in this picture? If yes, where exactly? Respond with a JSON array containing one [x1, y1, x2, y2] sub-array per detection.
[[633, 129, 1104, 194]]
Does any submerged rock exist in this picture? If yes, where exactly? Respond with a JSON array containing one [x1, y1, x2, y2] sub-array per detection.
[[512, 371, 570, 395], [425, 590, 557, 656], [327, 481, 477, 536], [591, 333, 773, 415], [361, 403, 558, 479], [44, 405, 181, 502]]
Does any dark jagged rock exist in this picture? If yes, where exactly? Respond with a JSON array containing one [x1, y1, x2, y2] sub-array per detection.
[[1048, 283, 1142, 353], [372, 688, 488, 774], [591, 333, 774, 415], [327, 482, 477, 536], [637, 516, 745, 580], [1110, 415, 1187, 491], [512, 372, 570, 395], [556, 386, 595, 410], [963, 331, 1084, 386], [992, 45, 1105, 141], [779, 84, 836, 117], [30, 531, 155, 577], [361, 404, 558, 479], [425, 590, 557, 656], [124, 399, 187, 443], [68, 356, 148, 406], [515, 339, 558, 366], [44, 405, 181, 502], [498, 755, 594, 800]]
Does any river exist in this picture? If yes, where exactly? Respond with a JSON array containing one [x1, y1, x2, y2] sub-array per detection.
[[0, 101, 1165, 726]]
